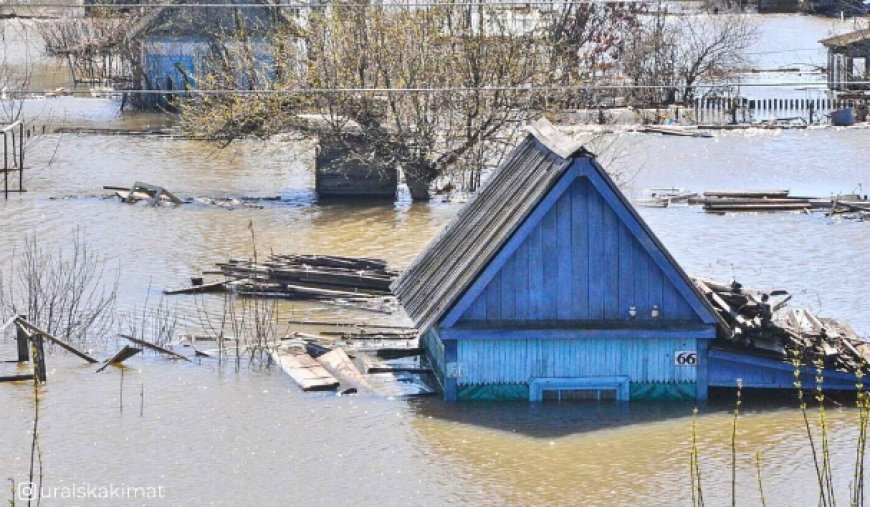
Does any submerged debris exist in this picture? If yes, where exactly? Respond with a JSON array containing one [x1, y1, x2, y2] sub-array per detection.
[[110, 182, 183, 205], [105, 183, 281, 210], [640, 188, 870, 219], [167, 254, 400, 313], [694, 276, 870, 374]]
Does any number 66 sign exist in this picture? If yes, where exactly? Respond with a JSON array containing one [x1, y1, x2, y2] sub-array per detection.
[[674, 351, 698, 366]]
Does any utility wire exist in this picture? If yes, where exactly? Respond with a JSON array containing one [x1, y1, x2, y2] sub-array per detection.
[[4, 81, 861, 95], [0, 0, 743, 8]]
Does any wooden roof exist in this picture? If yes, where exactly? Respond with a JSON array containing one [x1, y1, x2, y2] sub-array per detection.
[[392, 120, 583, 333], [820, 28, 870, 48], [393, 119, 721, 334]]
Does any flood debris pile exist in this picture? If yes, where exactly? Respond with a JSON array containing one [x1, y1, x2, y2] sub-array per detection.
[[696, 189, 870, 216], [0, 317, 164, 384], [167, 254, 400, 313], [636, 188, 870, 220], [694, 277, 870, 373], [272, 321, 433, 397], [104, 182, 280, 210]]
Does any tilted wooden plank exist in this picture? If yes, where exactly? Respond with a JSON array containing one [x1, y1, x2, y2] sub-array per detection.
[[96, 346, 142, 373], [317, 348, 373, 391], [272, 351, 339, 391]]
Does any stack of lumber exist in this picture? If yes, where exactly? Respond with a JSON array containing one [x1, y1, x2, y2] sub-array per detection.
[[691, 190, 870, 216], [217, 254, 396, 297], [829, 199, 870, 220], [699, 190, 812, 213], [694, 277, 870, 373], [166, 254, 398, 305], [635, 126, 714, 138]]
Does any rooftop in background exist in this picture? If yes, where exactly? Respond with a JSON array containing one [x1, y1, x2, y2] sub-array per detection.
[[820, 28, 870, 49]]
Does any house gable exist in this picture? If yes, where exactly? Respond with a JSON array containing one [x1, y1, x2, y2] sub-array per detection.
[[442, 158, 716, 331]]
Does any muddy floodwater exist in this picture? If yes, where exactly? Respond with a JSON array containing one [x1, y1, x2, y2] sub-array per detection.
[[2, 13, 870, 507]]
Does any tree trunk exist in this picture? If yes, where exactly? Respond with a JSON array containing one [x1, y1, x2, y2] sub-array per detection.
[[403, 161, 438, 201]]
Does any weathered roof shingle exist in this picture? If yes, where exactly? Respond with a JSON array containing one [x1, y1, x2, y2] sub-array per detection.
[[392, 119, 587, 332]]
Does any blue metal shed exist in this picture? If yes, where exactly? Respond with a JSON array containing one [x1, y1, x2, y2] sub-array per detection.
[[392, 119, 860, 402]]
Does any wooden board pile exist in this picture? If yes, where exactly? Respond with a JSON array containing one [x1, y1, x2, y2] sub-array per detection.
[[829, 198, 870, 220], [272, 321, 434, 397], [166, 255, 399, 312], [694, 277, 870, 373], [689, 189, 870, 215], [697, 190, 813, 213], [215, 254, 396, 297]]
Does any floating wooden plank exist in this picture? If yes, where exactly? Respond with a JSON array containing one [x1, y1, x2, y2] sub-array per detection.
[[375, 347, 424, 360], [163, 280, 227, 295], [358, 354, 432, 374], [704, 203, 810, 212], [287, 319, 412, 330], [636, 126, 713, 138], [703, 189, 790, 199], [14, 318, 99, 364], [119, 334, 191, 362], [284, 283, 371, 299], [317, 348, 373, 391], [271, 351, 339, 391], [96, 346, 142, 372]]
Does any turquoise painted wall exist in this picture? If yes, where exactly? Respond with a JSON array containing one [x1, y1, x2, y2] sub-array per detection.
[[456, 337, 698, 386]]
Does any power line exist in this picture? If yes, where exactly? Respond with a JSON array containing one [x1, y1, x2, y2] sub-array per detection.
[[4, 81, 858, 95], [0, 0, 731, 8]]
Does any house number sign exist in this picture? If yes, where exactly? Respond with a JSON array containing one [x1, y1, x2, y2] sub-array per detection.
[[674, 351, 698, 366]]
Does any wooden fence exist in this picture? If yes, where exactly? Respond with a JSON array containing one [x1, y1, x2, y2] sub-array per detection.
[[1, 121, 24, 198], [693, 96, 863, 125]]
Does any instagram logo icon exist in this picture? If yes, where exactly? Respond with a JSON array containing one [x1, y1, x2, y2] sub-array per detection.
[[17, 482, 36, 501]]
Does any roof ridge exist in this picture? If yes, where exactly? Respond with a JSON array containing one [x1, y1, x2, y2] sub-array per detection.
[[525, 118, 587, 160]]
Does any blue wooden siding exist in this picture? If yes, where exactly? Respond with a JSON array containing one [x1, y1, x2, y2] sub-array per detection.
[[422, 329, 445, 383], [142, 37, 277, 91], [708, 349, 858, 390], [456, 337, 698, 386], [457, 176, 698, 325], [144, 52, 197, 90]]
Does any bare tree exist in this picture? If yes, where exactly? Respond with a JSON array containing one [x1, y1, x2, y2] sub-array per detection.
[[36, 10, 134, 88], [0, 230, 119, 347], [0, 20, 35, 123], [182, 3, 551, 200], [622, 8, 757, 105]]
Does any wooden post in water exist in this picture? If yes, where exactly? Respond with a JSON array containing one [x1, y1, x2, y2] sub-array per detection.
[[4, 132, 7, 199], [16, 315, 29, 362], [31, 333, 47, 383], [18, 122, 23, 192]]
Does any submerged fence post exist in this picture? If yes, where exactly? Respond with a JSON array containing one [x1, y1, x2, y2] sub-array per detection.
[[4, 131, 8, 199], [16, 315, 29, 363], [31, 333, 47, 383], [19, 122, 23, 192]]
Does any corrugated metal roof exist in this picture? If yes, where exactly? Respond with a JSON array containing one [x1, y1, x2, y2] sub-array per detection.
[[391, 119, 588, 332], [820, 28, 870, 48]]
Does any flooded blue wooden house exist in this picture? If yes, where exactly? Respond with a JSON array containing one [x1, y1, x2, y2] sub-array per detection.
[[125, 0, 304, 108], [393, 120, 862, 402]]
